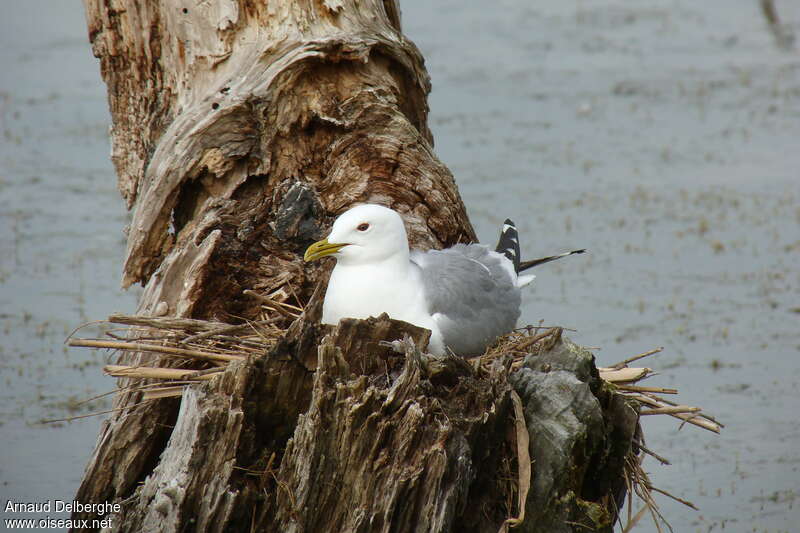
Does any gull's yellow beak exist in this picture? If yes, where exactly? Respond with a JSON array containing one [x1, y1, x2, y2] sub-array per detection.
[[304, 238, 348, 262]]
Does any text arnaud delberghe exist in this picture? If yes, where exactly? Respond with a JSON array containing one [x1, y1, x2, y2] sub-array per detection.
[[5, 500, 120, 515]]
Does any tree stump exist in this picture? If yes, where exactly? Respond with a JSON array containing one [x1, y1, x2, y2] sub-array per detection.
[[74, 1, 639, 531]]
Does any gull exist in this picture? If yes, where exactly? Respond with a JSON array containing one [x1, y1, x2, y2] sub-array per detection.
[[304, 204, 583, 357]]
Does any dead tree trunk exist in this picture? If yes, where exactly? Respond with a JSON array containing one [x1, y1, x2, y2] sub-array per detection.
[[75, 1, 637, 531]]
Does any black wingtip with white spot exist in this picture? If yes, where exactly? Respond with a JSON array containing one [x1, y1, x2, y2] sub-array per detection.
[[495, 218, 522, 273]]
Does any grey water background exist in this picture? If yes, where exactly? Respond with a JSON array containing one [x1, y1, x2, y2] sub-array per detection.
[[0, 1, 798, 531]]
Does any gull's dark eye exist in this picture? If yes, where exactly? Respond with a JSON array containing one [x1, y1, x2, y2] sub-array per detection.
[[357, 223, 370, 232]]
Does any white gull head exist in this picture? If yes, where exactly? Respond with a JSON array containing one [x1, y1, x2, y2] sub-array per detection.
[[325, 204, 409, 266]]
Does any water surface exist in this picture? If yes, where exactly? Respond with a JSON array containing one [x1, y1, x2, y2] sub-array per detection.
[[1, 1, 798, 531]]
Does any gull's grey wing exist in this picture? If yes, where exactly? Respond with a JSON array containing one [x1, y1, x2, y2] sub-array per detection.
[[410, 244, 521, 357]]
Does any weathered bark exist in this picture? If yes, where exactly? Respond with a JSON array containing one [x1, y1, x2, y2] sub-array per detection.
[[78, 0, 472, 518], [75, 1, 637, 532], [509, 336, 639, 532]]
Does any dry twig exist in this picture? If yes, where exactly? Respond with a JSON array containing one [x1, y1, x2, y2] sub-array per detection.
[[67, 338, 243, 363]]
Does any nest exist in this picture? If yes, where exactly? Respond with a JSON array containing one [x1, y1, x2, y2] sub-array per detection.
[[485, 326, 722, 532], [66, 307, 721, 532]]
